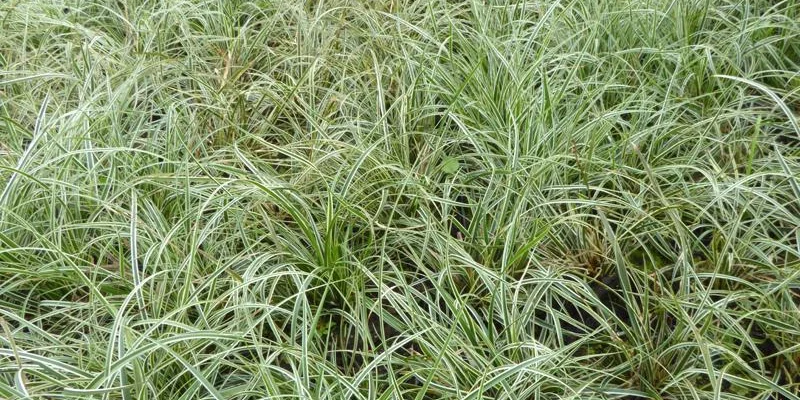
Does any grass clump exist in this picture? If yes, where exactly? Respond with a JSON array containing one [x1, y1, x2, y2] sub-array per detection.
[[1, 0, 800, 398]]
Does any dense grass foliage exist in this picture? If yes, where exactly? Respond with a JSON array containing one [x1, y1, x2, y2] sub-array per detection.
[[1, 0, 800, 398]]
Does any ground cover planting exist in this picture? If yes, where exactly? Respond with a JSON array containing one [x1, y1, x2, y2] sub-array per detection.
[[1, 0, 799, 398]]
